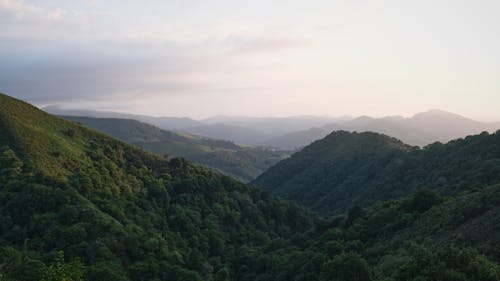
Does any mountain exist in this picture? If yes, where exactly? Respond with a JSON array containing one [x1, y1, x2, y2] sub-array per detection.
[[179, 116, 346, 146], [2, 93, 500, 281], [44, 107, 348, 146], [263, 126, 334, 151], [201, 115, 345, 139], [0, 93, 319, 280], [265, 110, 500, 150], [60, 116, 288, 182], [43, 105, 203, 130], [407, 109, 498, 141], [180, 123, 270, 146], [253, 130, 500, 215]]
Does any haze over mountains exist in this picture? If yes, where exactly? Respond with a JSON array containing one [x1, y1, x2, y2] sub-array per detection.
[[44, 105, 204, 130], [265, 110, 500, 149], [44, 106, 341, 145], [45, 106, 500, 150]]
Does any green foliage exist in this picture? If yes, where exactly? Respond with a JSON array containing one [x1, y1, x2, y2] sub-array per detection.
[[320, 252, 372, 281], [41, 251, 84, 281], [0, 94, 316, 280], [253, 130, 500, 215], [0, 147, 23, 180], [400, 189, 442, 213], [62, 116, 289, 182], [392, 245, 500, 281]]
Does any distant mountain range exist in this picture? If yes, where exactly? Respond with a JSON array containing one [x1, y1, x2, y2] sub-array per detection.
[[43, 106, 344, 145], [265, 110, 500, 149], [61, 116, 288, 182], [45, 106, 500, 149], [44, 105, 204, 130], [200, 115, 349, 139]]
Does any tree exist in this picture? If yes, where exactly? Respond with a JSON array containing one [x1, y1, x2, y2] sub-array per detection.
[[41, 251, 84, 281], [345, 206, 366, 227], [320, 252, 372, 281], [0, 147, 23, 179], [401, 189, 441, 213]]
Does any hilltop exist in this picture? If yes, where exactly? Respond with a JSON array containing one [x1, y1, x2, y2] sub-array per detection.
[[253, 130, 500, 215]]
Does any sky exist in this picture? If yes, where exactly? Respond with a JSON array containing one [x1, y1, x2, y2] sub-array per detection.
[[0, 0, 499, 120]]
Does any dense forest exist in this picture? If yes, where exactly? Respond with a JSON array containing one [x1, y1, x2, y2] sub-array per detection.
[[61, 116, 288, 182], [1, 93, 500, 281], [253, 130, 500, 215]]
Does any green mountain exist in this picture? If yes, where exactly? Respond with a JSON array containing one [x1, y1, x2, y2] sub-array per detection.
[[2, 93, 500, 281], [252, 130, 500, 215], [0, 93, 319, 280], [60, 116, 288, 182]]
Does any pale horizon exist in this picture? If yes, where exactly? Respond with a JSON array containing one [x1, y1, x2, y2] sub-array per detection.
[[37, 103, 500, 123]]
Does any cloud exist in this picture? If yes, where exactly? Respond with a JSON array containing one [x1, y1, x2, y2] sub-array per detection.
[[0, 31, 273, 106], [0, 0, 120, 41], [0, 2, 309, 107], [222, 34, 308, 55], [0, 0, 67, 35]]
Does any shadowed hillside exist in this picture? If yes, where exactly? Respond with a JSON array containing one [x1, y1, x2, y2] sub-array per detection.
[[253, 130, 500, 215]]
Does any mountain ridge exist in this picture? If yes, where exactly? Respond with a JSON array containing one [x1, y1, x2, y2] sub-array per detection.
[[60, 115, 288, 182], [265, 109, 500, 149], [253, 129, 500, 215]]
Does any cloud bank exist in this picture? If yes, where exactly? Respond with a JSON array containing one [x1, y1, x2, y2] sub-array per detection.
[[0, 0, 499, 119]]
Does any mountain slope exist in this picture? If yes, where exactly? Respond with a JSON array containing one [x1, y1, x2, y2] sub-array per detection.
[[60, 116, 288, 182], [0, 93, 317, 280], [43, 105, 203, 130], [201, 115, 343, 139], [265, 110, 500, 149], [253, 130, 500, 215], [44, 108, 344, 146], [2, 93, 500, 281], [180, 123, 270, 146]]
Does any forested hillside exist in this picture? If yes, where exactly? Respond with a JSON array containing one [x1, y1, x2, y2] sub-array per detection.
[[253, 130, 500, 215], [60, 116, 288, 182], [1, 93, 500, 281], [0, 93, 317, 280]]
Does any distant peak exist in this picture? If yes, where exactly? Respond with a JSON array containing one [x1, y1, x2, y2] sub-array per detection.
[[41, 104, 63, 111], [411, 109, 467, 120], [423, 109, 453, 114], [353, 115, 375, 121]]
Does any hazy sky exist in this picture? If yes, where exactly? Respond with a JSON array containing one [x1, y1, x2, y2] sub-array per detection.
[[1, 0, 499, 120]]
